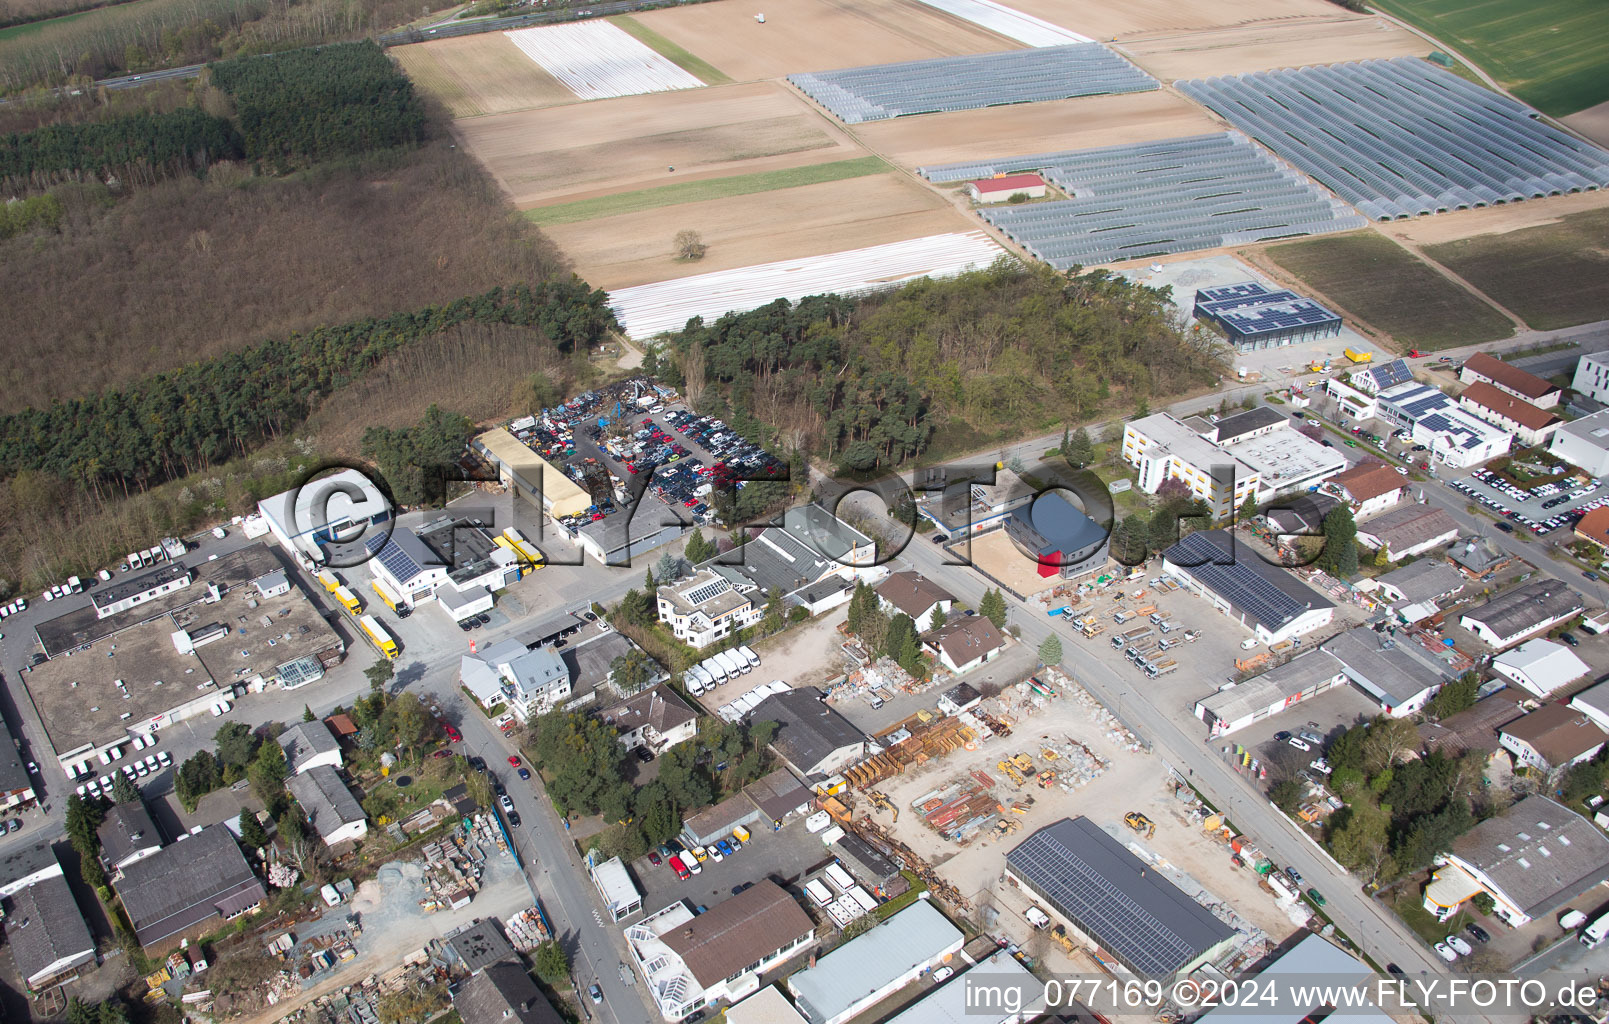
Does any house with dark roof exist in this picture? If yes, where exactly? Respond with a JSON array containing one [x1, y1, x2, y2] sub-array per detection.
[[1162, 530, 1335, 645], [1458, 381, 1561, 447], [1006, 817, 1236, 976], [1460, 352, 1561, 409], [705, 504, 880, 618], [98, 801, 163, 874], [0, 844, 96, 990], [1419, 692, 1524, 757], [749, 688, 875, 779], [875, 571, 955, 632], [1005, 491, 1110, 580], [286, 765, 368, 846], [599, 685, 697, 754], [1371, 560, 1467, 608], [1355, 504, 1460, 562], [924, 616, 1006, 674], [1498, 704, 1609, 771], [452, 960, 566, 1024], [744, 768, 813, 827], [0, 719, 36, 812], [278, 720, 343, 776], [1262, 491, 1339, 541], [625, 880, 816, 1021], [1460, 579, 1584, 649], [1448, 535, 1514, 577], [1324, 464, 1406, 518], [938, 681, 982, 716], [1209, 406, 1287, 445], [114, 825, 265, 949], [1424, 796, 1609, 926]]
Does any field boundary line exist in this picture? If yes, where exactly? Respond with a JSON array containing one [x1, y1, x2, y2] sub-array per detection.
[[609, 14, 733, 86]]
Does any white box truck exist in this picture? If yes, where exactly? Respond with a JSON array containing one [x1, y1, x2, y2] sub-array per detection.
[[701, 658, 729, 684], [713, 650, 743, 678], [736, 644, 759, 671]]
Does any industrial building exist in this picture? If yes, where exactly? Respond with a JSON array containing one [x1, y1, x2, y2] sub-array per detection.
[[26, 547, 344, 777], [1460, 353, 1562, 409], [0, 843, 97, 990], [257, 468, 392, 565], [1419, 692, 1524, 759], [625, 880, 816, 1021], [727, 988, 808, 1024], [1005, 490, 1110, 579], [590, 857, 642, 922], [1354, 504, 1459, 561], [1005, 817, 1235, 976], [0, 719, 36, 812], [880, 951, 1044, 1024], [704, 504, 882, 616], [1122, 412, 1259, 517], [1424, 796, 1609, 926], [1195, 935, 1387, 1024], [115, 825, 266, 948], [474, 426, 593, 522], [1323, 359, 1415, 421], [1459, 579, 1584, 649], [286, 765, 368, 846], [1224, 423, 1347, 499], [1573, 351, 1609, 405], [1324, 463, 1406, 518], [749, 688, 876, 780], [1457, 382, 1561, 447], [364, 515, 519, 619], [1260, 492, 1338, 540], [1375, 381, 1512, 468], [90, 563, 194, 619], [98, 801, 164, 874], [1550, 409, 1609, 476], [787, 901, 964, 1024], [917, 465, 1038, 537], [1491, 640, 1590, 697], [967, 173, 1046, 203], [1195, 651, 1348, 737], [1498, 704, 1609, 771], [875, 571, 955, 632], [1571, 681, 1609, 733], [1162, 530, 1335, 645], [1193, 281, 1342, 351], [1365, 559, 1466, 624], [447, 919, 517, 977]]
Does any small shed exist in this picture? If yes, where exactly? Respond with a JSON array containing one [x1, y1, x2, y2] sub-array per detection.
[[966, 173, 1046, 204]]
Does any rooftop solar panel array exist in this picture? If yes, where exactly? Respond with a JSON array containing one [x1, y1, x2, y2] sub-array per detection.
[[1177, 58, 1609, 221], [1366, 358, 1412, 390], [918, 133, 1365, 268], [1164, 530, 1317, 630], [1194, 281, 1340, 338], [786, 43, 1157, 124]]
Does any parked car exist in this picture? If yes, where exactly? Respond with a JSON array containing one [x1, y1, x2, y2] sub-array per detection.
[[517, 767, 531, 780], [669, 855, 691, 880], [508, 755, 522, 767], [1306, 888, 1326, 907], [499, 794, 515, 814], [589, 984, 603, 1005], [1446, 934, 1473, 956], [1286, 867, 1303, 885], [648, 850, 662, 865], [1561, 632, 1581, 647], [1288, 737, 1311, 751], [932, 966, 955, 983], [1466, 923, 1491, 944]]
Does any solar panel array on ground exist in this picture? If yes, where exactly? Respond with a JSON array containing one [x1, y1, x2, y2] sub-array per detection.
[[786, 43, 1156, 124], [919, 133, 1365, 268], [1177, 58, 1609, 221], [1195, 281, 1341, 338]]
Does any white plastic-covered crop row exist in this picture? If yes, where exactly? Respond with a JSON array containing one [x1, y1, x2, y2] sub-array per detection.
[[912, 0, 1090, 46], [504, 21, 702, 101], [606, 230, 1010, 340]]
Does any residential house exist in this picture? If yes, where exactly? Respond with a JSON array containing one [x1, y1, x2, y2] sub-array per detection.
[[1458, 381, 1561, 448], [452, 960, 567, 1024], [1498, 704, 1609, 771], [98, 801, 163, 874], [1325, 464, 1406, 518], [1460, 352, 1561, 409], [1575, 507, 1609, 554], [1261, 492, 1340, 541], [1419, 692, 1525, 759], [1424, 796, 1609, 926], [925, 616, 1006, 674], [874, 571, 955, 633], [1448, 535, 1514, 578], [278, 720, 343, 776], [459, 639, 571, 720], [286, 765, 368, 846], [599, 685, 698, 754], [657, 570, 763, 650]]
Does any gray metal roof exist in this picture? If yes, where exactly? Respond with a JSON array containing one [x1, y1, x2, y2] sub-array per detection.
[[788, 43, 1156, 124], [278, 720, 340, 774], [1356, 504, 1460, 552], [286, 765, 366, 842], [788, 900, 963, 1023], [750, 689, 868, 775], [1324, 627, 1450, 708], [1264, 492, 1339, 535], [1197, 650, 1343, 725], [4, 864, 94, 987], [1373, 560, 1467, 604], [1462, 579, 1584, 643], [1177, 58, 1609, 221], [919, 132, 1365, 267], [115, 825, 265, 946], [1211, 406, 1288, 442], [1006, 817, 1233, 976], [98, 800, 162, 869], [1447, 796, 1609, 918], [448, 919, 516, 976], [453, 960, 566, 1024], [1196, 934, 1390, 1024]]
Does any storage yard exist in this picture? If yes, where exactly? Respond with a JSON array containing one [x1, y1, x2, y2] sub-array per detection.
[[788, 44, 1157, 124], [503, 21, 703, 101], [923, 133, 1366, 267], [605, 231, 1008, 339], [1178, 58, 1609, 221]]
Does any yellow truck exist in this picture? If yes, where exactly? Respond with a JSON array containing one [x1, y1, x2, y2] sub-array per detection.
[[1344, 347, 1373, 364], [332, 585, 362, 616], [370, 578, 404, 613], [316, 570, 341, 593], [359, 614, 398, 659]]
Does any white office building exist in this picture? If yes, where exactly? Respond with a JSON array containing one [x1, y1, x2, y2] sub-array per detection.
[[258, 469, 392, 564], [1573, 352, 1609, 404], [1121, 413, 1260, 517], [1550, 409, 1609, 477], [1375, 382, 1511, 468]]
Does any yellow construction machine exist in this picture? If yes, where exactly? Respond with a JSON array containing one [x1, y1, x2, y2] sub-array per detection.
[[1124, 811, 1156, 839]]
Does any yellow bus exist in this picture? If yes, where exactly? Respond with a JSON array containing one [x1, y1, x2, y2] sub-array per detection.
[[359, 614, 398, 659], [332, 585, 362, 616]]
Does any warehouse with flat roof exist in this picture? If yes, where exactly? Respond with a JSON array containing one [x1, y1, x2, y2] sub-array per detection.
[[1193, 281, 1342, 351], [1005, 817, 1236, 976], [1162, 530, 1334, 645]]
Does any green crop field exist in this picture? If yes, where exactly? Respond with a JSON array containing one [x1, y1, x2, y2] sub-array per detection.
[[1370, 0, 1608, 116], [1424, 208, 1609, 331], [610, 15, 732, 86], [525, 156, 890, 226], [1265, 232, 1513, 351]]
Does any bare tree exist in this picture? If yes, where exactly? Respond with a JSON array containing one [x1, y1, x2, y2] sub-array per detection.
[[674, 229, 706, 260]]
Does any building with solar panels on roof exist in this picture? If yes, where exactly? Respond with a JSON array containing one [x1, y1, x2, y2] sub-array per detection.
[[1193, 282, 1342, 351], [1376, 381, 1511, 468], [364, 514, 521, 620], [1005, 817, 1236, 977], [1162, 530, 1334, 645]]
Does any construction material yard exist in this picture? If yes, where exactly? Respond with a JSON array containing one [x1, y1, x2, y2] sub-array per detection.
[[957, 528, 1064, 598], [1261, 232, 1514, 350]]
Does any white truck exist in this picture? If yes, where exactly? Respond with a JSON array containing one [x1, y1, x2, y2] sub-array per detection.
[[736, 644, 760, 670], [714, 649, 745, 676], [700, 658, 728, 684]]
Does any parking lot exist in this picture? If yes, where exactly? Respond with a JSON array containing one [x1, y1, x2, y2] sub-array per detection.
[[1450, 466, 1609, 539], [630, 818, 832, 918]]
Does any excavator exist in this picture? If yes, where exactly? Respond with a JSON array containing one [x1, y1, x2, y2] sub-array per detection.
[[867, 790, 898, 824], [1124, 811, 1157, 839]]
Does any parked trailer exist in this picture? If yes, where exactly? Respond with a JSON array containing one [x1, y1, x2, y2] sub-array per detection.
[[824, 864, 855, 892], [358, 615, 398, 659], [804, 879, 833, 907], [1583, 910, 1609, 949], [317, 571, 342, 593], [371, 578, 404, 612]]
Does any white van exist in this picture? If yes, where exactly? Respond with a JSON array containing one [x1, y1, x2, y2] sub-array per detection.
[[700, 658, 728, 684], [686, 673, 706, 696], [713, 650, 744, 677], [737, 644, 760, 670], [1240, 637, 1260, 650]]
